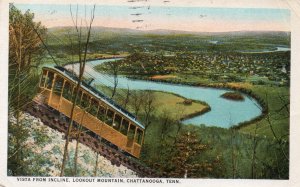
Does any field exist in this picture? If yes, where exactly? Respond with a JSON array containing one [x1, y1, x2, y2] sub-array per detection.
[[152, 91, 209, 119]]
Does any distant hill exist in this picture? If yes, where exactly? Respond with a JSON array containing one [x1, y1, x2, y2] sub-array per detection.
[[48, 26, 291, 37], [47, 26, 290, 53]]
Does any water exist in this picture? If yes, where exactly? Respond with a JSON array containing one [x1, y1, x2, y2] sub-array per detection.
[[239, 46, 290, 53], [275, 47, 290, 52], [65, 59, 262, 128], [209, 40, 219, 44]]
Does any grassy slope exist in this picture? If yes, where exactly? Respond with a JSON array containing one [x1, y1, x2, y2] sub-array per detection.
[[96, 85, 209, 121], [239, 85, 289, 140], [153, 91, 208, 120]]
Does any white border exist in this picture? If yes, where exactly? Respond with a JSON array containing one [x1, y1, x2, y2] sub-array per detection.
[[1, 0, 300, 187]]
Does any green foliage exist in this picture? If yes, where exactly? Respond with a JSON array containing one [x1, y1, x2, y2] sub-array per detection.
[[9, 4, 46, 69], [161, 131, 224, 178], [240, 85, 289, 139], [140, 118, 288, 179], [8, 5, 50, 176], [9, 4, 46, 111]]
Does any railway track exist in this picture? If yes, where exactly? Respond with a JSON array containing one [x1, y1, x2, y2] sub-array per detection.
[[24, 101, 160, 178]]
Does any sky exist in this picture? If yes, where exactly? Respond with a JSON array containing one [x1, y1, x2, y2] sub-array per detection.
[[14, 1, 291, 32]]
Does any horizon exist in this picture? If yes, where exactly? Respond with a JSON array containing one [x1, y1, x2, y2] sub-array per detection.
[[48, 25, 291, 34], [14, 4, 290, 33]]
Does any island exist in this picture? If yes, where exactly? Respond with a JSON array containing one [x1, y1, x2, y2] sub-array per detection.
[[220, 91, 245, 101]]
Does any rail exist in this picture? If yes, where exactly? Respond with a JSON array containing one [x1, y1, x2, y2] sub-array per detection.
[[24, 101, 159, 177]]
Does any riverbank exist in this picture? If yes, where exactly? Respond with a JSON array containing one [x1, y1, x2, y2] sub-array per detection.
[[153, 91, 211, 121], [180, 107, 211, 121], [124, 75, 268, 129], [63, 55, 127, 67]]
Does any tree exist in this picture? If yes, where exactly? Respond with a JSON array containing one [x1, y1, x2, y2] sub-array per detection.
[[131, 91, 143, 118], [169, 131, 207, 178], [122, 85, 130, 109], [109, 61, 119, 99], [9, 4, 46, 111], [159, 109, 174, 143], [93, 152, 99, 176], [155, 131, 222, 178], [173, 105, 186, 142], [60, 4, 96, 177], [142, 90, 156, 132], [8, 5, 47, 176], [230, 128, 238, 178], [9, 4, 46, 70]]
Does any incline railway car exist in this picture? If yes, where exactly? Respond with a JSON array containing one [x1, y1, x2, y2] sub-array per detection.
[[35, 66, 144, 158]]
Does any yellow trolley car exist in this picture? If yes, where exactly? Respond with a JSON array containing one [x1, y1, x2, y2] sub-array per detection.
[[36, 66, 144, 158]]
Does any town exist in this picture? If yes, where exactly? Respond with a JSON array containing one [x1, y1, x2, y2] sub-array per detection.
[[97, 50, 290, 86]]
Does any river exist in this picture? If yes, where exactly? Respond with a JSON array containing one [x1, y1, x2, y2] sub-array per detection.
[[65, 59, 262, 128], [239, 46, 290, 53]]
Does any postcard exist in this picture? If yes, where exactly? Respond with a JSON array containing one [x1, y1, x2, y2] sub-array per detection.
[[0, 0, 300, 187]]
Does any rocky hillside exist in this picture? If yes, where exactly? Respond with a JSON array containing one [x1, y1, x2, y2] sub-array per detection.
[[8, 112, 137, 177]]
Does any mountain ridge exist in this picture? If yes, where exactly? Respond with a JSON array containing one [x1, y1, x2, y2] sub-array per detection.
[[48, 26, 291, 36]]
